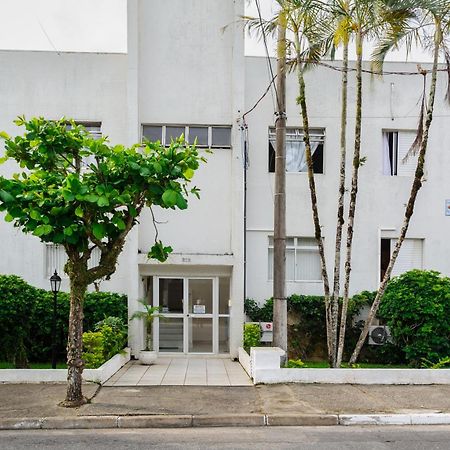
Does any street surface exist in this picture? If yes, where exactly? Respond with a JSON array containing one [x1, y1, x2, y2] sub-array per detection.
[[0, 426, 449, 449]]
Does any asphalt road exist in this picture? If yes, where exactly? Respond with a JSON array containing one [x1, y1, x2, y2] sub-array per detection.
[[0, 426, 449, 449]]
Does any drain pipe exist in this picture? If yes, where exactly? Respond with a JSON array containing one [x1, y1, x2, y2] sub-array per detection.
[[240, 120, 249, 304]]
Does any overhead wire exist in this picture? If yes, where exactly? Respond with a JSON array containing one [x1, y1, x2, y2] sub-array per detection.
[[254, 0, 279, 111]]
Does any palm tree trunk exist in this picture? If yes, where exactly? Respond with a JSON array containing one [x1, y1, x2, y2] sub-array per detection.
[[349, 30, 440, 365], [336, 34, 363, 367], [333, 42, 349, 367], [295, 38, 332, 364]]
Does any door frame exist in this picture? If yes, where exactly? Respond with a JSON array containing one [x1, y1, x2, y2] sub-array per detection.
[[153, 276, 225, 354]]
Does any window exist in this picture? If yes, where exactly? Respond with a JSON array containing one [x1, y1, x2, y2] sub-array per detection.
[[380, 238, 423, 281], [382, 131, 418, 176], [45, 244, 101, 278], [268, 236, 322, 281], [269, 128, 324, 173], [142, 125, 231, 148]]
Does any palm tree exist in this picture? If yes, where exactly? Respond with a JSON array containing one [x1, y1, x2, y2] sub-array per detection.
[[244, 0, 335, 361], [350, 0, 450, 363]]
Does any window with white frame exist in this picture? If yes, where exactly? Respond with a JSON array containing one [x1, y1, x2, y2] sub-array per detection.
[[142, 124, 232, 148], [269, 128, 324, 173], [380, 238, 423, 281], [45, 244, 101, 278], [268, 236, 322, 281], [382, 130, 418, 176]]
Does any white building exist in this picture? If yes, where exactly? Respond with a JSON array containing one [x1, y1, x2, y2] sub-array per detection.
[[0, 0, 449, 359]]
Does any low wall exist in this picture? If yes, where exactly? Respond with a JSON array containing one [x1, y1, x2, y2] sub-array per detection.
[[0, 348, 130, 384], [239, 347, 450, 385]]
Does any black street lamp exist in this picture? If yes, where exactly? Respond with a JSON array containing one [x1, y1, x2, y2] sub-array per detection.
[[50, 270, 62, 369]]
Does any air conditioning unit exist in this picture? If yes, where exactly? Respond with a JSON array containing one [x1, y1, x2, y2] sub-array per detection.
[[368, 326, 392, 345]]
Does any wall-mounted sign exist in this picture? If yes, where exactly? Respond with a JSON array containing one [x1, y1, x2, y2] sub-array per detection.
[[446, 200, 450, 216], [193, 304, 206, 314]]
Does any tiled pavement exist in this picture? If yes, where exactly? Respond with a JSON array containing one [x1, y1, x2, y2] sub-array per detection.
[[104, 357, 252, 386]]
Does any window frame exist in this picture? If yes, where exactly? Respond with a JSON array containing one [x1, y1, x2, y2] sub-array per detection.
[[382, 129, 418, 177], [141, 124, 232, 149], [268, 127, 325, 174], [268, 236, 322, 282]]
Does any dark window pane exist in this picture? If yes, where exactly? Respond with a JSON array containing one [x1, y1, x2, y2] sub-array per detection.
[[268, 140, 275, 172], [312, 143, 324, 174], [189, 126, 208, 146], [212, 127, 231, 147], [143, 125, 162, 142], [166, 126, 185, 144]]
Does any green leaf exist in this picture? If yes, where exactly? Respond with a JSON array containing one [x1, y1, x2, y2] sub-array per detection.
[[97, 196, 110, 207], [85, 194, 99, 203], [92, 223, 106, 240], [176, 193, 188, 210], [0, 131, 10, 140], [162, 189, 178, 207], [75, 206, 84, 217], [116, 218, 126, 230], [30, 210, 41, 221], [0, 190, 14, 203], [63, 227, 73, 236], [147, 241, 173, 263], [4, 213, 14, 222], [34, 224, 52, 237], [183, 168, 195, 180]]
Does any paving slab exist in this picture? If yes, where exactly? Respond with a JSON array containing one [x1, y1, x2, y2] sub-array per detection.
[[82, 386, 261, 416], [0, 383, 98, 419]]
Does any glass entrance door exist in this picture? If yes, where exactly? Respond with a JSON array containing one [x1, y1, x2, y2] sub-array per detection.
[[187, 279, 213, 353], [154, 277, 226, 354]]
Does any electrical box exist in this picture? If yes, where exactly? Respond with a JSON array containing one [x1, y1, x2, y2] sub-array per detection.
[[260, 322, 273, 343]]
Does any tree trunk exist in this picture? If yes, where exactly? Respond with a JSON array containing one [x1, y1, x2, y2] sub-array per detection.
[[295, 40, 332, 364], [273, 11, 288, 355], [349, 30, 440, 365], [61, 266, 88, 407], [336, 36, 363, 367]]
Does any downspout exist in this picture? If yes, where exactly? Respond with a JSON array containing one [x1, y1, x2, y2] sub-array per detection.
[[240, 120, 249, 304]]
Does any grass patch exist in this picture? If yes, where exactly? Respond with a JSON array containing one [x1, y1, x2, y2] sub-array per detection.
[[301, 361, 408, 369], [0, 362, 67, 369]]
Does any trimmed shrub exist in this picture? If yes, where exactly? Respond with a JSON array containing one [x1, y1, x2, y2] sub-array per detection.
[[83, 317, 128, 369], [245, 294, 369, 361], [243, 323, 261, 352], [378, 270, 450, 367], [0, 275, 127, 363]]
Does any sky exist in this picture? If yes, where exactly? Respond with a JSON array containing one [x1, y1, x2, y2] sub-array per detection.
[[0, 0, 431, 62]]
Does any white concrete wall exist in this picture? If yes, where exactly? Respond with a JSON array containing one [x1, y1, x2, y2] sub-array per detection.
[[0, 50, 128, 294], [245, 57, 450, 303], [129, 0, 246, 356]]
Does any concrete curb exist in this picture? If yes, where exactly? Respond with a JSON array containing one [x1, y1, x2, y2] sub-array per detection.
[[1, 413, 450, 430]]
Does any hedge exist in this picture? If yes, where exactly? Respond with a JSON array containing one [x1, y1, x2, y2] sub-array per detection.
[[0, 274, 127, 365]]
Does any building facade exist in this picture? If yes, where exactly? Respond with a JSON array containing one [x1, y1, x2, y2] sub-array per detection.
[[0, 0, 449, 358]]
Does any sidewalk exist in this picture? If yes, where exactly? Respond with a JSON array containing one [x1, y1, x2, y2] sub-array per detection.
[[0, 383, 449, 429]]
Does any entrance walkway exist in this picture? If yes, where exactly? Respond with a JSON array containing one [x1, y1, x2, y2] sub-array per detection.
[[104, 357, 252, 386]]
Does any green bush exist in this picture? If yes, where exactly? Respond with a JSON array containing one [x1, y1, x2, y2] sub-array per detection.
[[83, 317, 128, 368], [82, 331, 104, 369], [0, 275, 37, 367], [0, 274, 127, 363], [245, 294, 369, 361], [287, 358, 305, 368], [243, 323, 261, 352], [379, 270, 450, 367]]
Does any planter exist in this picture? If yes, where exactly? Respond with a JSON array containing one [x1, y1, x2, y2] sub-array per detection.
[[0, 348, 131, 384], [139, 350, 157, 365]]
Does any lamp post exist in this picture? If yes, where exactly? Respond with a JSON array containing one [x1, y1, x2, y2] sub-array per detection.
[[50, 270, 61, 369]]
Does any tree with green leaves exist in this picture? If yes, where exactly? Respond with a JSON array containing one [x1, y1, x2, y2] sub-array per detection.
[[0, 117, 203, 406], [350, 0, 450, 363]]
